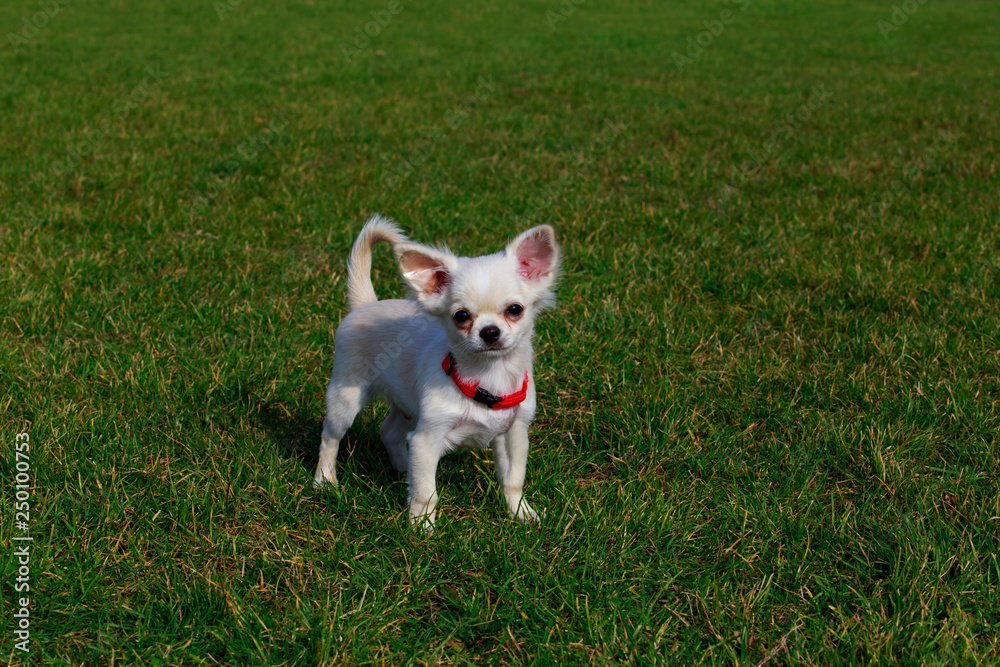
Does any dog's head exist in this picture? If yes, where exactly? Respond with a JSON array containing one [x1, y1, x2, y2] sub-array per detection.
[[395, 226, 560, 357]]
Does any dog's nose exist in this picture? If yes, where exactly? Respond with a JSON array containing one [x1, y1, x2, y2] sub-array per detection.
[[480, 325, 501, 344]]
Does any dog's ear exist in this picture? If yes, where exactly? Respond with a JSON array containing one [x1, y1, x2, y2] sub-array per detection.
[[396, 243, 455, 312], [507, 225, 560, 289]]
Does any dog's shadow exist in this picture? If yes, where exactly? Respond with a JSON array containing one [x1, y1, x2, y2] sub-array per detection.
[[242, 387, 400, 486], [242, 385, 486, 507]]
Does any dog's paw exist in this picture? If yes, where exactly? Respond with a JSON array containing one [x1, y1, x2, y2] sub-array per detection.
[[510, 501, 543, 525], [313, 467, 338, 489], [409, 511, 437, 535]]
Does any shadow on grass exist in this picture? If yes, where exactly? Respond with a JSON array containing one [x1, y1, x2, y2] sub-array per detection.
[[239, 385, 400, 487]]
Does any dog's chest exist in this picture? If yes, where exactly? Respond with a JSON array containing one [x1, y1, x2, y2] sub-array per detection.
[[449, 409, 517, 450]]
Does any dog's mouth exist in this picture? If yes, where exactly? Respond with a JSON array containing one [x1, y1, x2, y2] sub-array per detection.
[[477, 340, 508, 354], [458, 333, 512, 356]]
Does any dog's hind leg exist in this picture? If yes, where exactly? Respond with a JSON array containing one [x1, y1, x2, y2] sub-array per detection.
[[380, 405, 412, 473], [314, 384, 367, 488]]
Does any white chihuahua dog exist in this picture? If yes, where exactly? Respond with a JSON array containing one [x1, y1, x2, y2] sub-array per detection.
[[314, 215, 560, 531]]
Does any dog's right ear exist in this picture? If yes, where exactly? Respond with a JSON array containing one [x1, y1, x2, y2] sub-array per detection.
[[396, 243, 455, 312]]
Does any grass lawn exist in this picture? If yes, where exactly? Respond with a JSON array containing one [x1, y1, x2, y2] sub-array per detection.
[[2, 0, 999, 663]]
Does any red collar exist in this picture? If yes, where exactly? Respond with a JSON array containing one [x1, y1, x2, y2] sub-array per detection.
[[442, 352, 528, 410]]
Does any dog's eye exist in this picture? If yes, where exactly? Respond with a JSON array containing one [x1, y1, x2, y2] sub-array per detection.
[[506, 304, 523, 317], [453, 310, 471, 324]]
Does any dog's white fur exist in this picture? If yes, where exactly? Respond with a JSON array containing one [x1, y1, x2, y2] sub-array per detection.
[[314, 215, 560, 531]]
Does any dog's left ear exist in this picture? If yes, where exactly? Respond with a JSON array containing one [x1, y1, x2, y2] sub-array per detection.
[[507, 225, 560, 289]]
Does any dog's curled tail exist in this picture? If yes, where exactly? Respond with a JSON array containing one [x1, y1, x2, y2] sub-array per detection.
[[347, 214, 408, 310]]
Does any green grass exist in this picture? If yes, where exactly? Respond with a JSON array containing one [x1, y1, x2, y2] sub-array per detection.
[[2, 0, 999, 663]]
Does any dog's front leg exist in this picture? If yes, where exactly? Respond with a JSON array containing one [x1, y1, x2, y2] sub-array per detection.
[[493, 420, 541, 524], [406, 429, 447, 533]]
